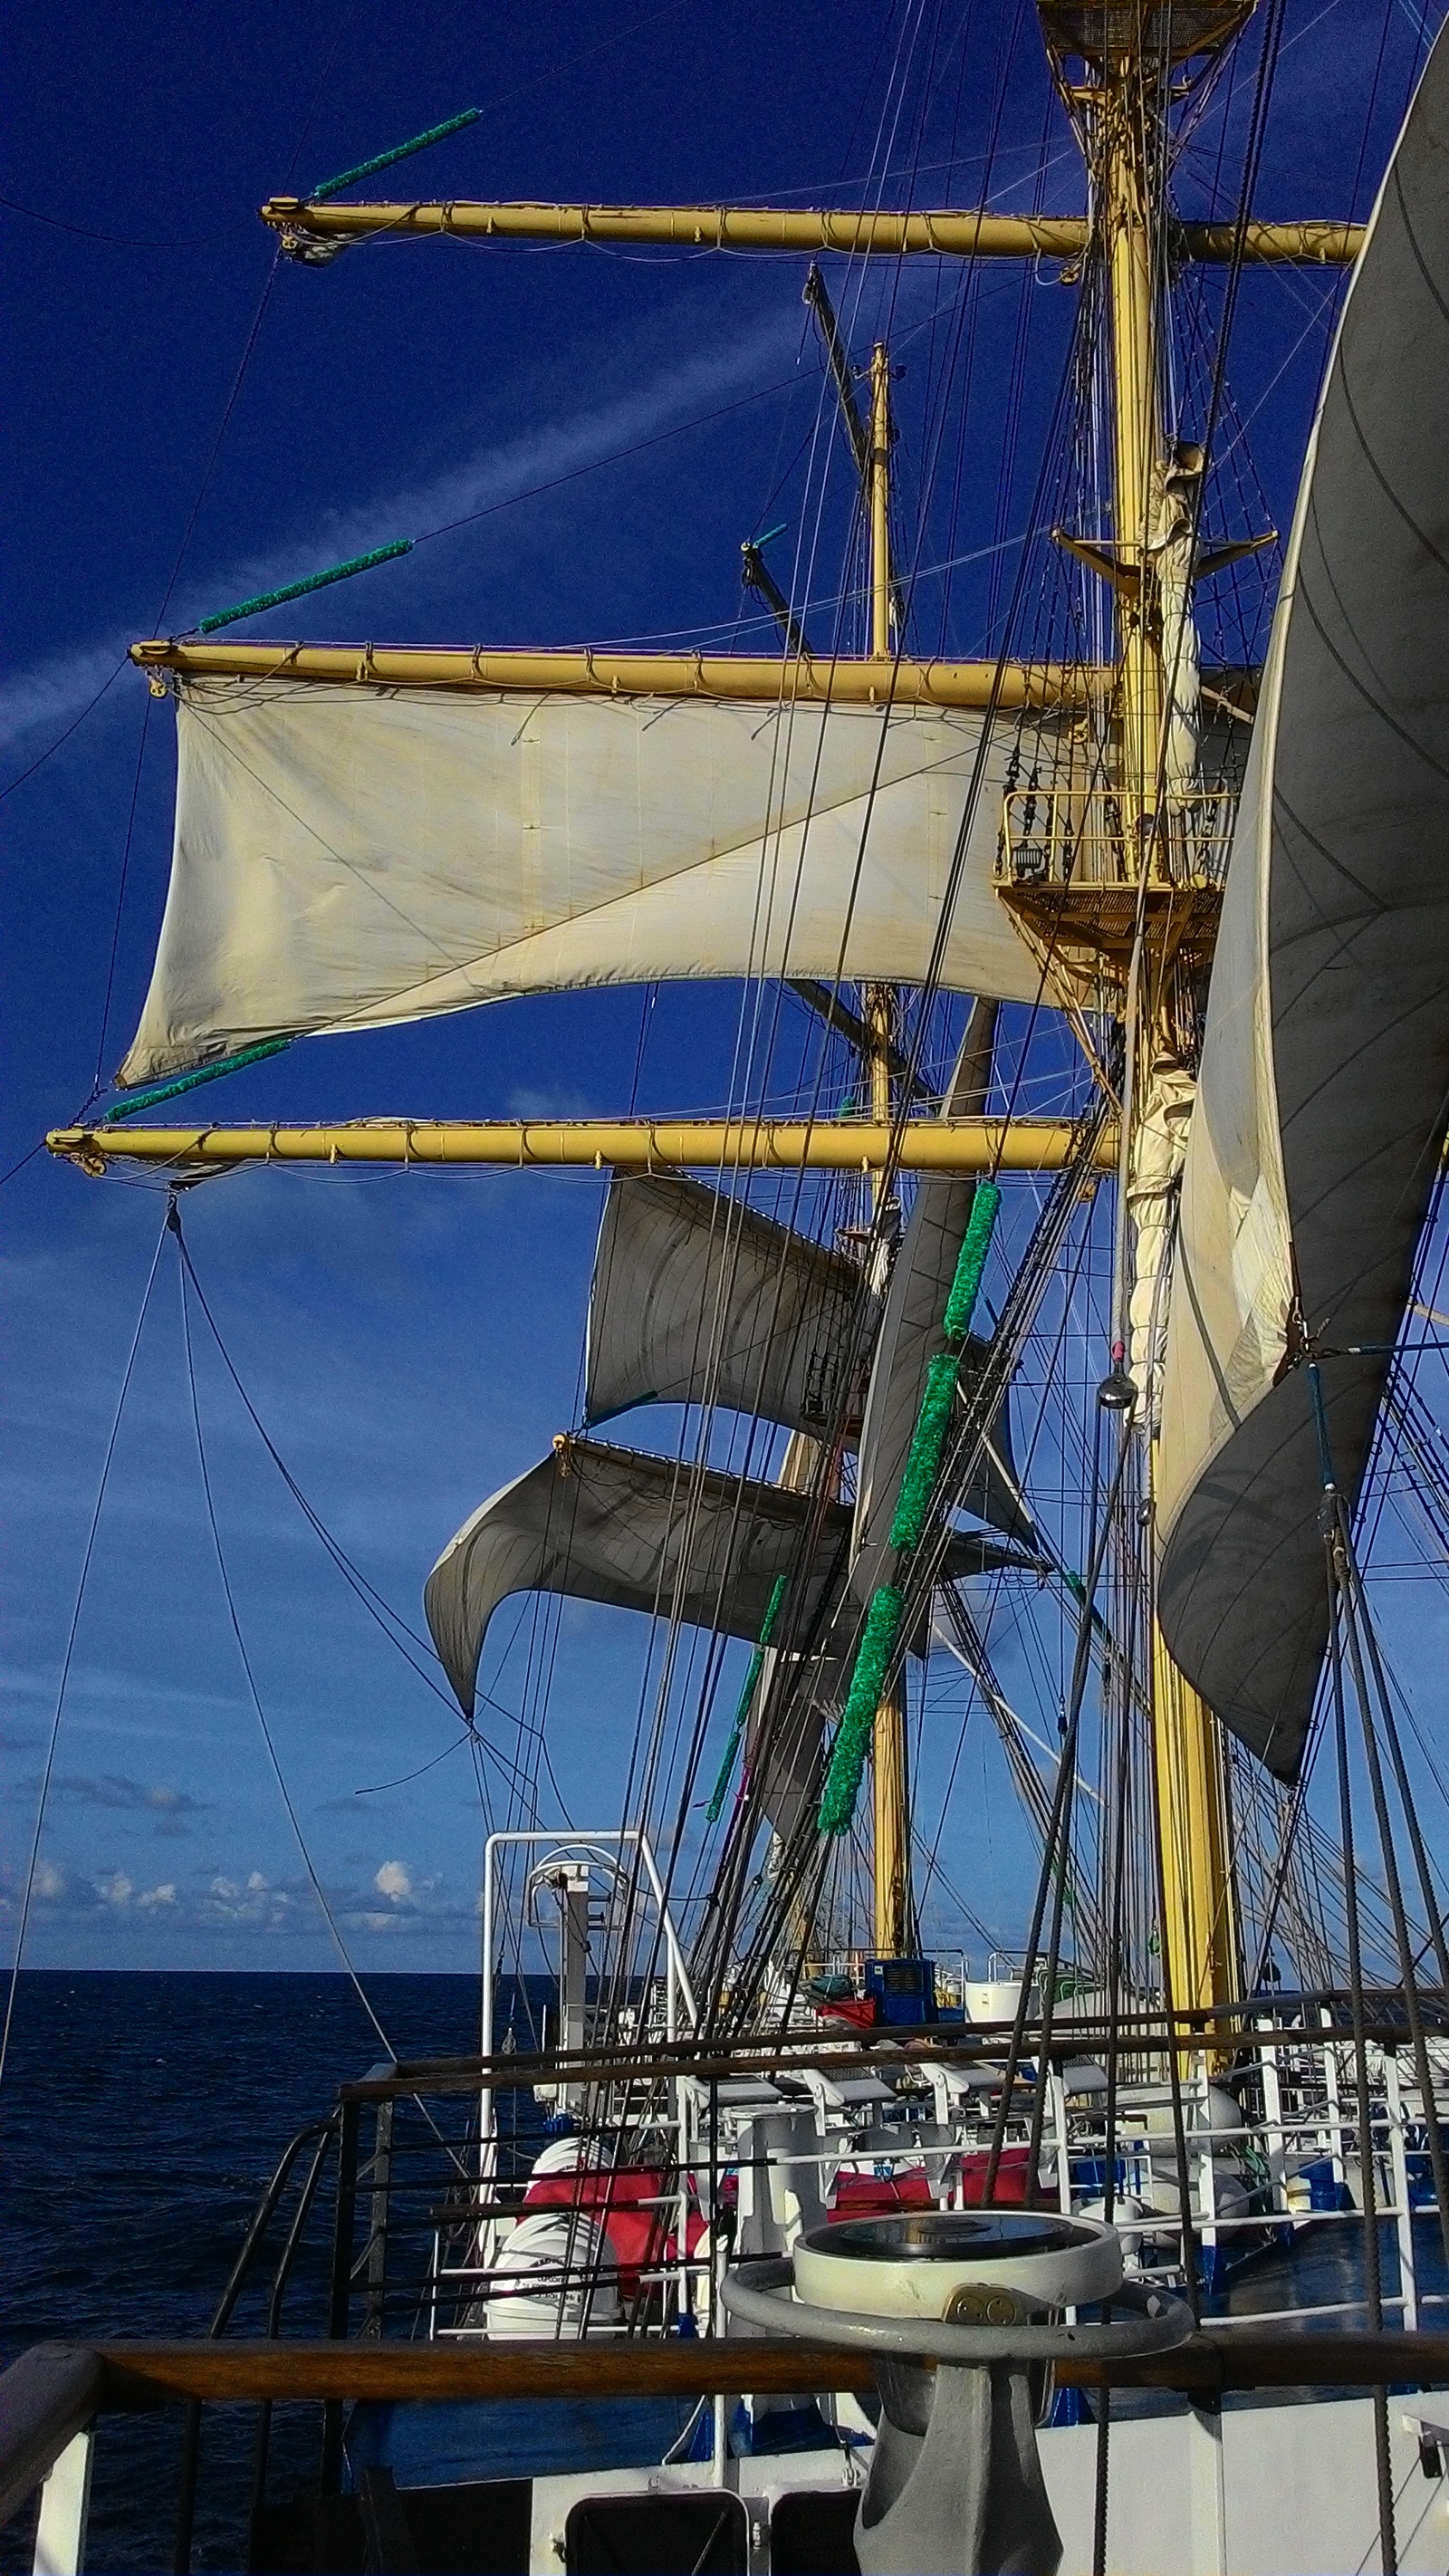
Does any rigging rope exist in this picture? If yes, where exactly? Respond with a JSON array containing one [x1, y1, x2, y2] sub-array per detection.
[[174, 1205, 398, 2062], [0, 1210, 169, 2096]]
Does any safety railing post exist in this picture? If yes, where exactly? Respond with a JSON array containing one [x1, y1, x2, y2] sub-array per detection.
[[1259, 2023, 1286, 2214], [32, 2431, 92, 2576], [321, 2097, 360, 2494], [1386, 2048, 1417, 2332], [361, 2100, 393, 2339]]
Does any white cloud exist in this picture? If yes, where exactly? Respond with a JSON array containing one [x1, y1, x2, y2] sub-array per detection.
[[96, 1871, 131, 1906], [32, 1860, 65, 1899], [246, 1870, 268, 1892], [374, 1860, 411, 1903], [211, 1875, 237, 1900], [138, 1882, 177, 1908]]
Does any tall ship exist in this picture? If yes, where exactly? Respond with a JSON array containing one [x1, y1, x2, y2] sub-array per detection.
[[6, 2, 1449, 2569]]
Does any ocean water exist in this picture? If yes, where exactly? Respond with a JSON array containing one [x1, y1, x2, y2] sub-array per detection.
[[0, 1970, 496, 2575]]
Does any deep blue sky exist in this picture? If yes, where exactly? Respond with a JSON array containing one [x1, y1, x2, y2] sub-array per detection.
[[3, 0, 1442, 1989]]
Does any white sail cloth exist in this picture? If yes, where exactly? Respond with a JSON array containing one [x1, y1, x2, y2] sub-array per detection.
[[588, 1168, 1029, 1545], [1157, 23, 1449, 1781], [586, 1172, 873, 1435], [120, 687, 1041, 1087], [425, 1437, 854, 1715], [425, 1436, 1031, 1716], [745, 1654, 846, 1846]]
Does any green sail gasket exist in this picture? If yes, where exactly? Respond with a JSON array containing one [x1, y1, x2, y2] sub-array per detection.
[[888, 1350, 960, 1552], [705, 1573, 789, 1822], [819, 1585, 905, 1835], [310, 110, 482, 205], [104, 1038, 293, 1122], [943, 1180, 1001, 1342], [196, 541, 413, 635]]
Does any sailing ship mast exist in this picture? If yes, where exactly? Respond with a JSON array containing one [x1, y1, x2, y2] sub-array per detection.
[[48, 0, 1367, 2010]]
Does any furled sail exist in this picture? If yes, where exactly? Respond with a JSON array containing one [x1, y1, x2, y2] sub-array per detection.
[[120, 687, 1041, 1087], [1157, 24, 1449, 1781], [585, 1172, 873, 1435], [852, 1001, 1034, 1596], [426, 1435, 1030, 1716]]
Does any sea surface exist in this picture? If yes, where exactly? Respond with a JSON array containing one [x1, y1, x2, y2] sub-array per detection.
[[0, 1970, 504, 2575]]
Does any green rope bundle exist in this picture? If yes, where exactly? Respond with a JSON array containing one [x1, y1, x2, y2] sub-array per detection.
[[197, 541, 413, 635], [943, 1181, 1001, 1341], [705, 1574, 788, 1821], [311, 110, 482, 204], [888, 1350, 960, 1552], [105, 1037, 292, 1122], [820, 1586, 905, 1835], [817, 1175, 1003, 1838]]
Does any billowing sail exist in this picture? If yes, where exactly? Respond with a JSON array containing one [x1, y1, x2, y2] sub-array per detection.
[[586, 1172, 873, 1434], [1157, 24, 1449, 1782], [426, 1437, 855, 1715], [853, 1002, 1033, 1594], [120, 687, 1041, 1087], [426, 1435, 1032, 1716]]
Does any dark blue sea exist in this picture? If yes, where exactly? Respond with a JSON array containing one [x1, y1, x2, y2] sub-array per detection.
[[0, 1971, 517, 2575]]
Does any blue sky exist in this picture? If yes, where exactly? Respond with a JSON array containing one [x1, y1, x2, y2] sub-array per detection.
[[3, 0, 1442, 1985]]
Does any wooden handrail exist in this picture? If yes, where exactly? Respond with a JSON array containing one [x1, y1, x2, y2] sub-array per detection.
[[92, 2336, 876, 2406], [6, 2331, 1449, 2530], [55, 2327, 1449, 2408]]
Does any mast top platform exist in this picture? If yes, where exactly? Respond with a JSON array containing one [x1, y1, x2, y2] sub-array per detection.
[[1038, 2, 1256, 68]]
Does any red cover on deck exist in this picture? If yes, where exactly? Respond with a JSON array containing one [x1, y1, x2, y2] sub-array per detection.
[[828, 2167, 934, 2222], [827, 2146, 1036, 2221], [523, 2167, 673, 2297]]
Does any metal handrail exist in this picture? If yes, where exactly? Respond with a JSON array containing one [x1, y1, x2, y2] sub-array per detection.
[[171, 2116, 336, 2575]]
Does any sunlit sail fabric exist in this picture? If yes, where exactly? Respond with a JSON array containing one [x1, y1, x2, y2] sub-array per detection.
[[1157, 24, 1449, 1781], [120, 687, 1041, 1086], [426, 1436, 1031, 1716], [586, 1172, 874, 1434]]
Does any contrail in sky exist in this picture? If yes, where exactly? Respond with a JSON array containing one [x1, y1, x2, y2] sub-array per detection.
[[1, 306, 806, 761]]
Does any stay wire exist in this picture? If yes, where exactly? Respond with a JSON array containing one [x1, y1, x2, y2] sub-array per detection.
[[1324, 1495, 1397, 2571], [171, 1215, 536, 1794], [0, 658, 130, 806], [983, 1412, 1133, 2199], [174, 1205, 397, 2062], [0, 1207, 170, 2096]]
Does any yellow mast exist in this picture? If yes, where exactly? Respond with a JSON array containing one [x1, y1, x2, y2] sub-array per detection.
[[1101, 54, 1161, 849], [866, 983, 910, 1959], [862, 336, 911, 1959], [868, 343, 893, 665], [1087, 17, 1240, 2023]]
